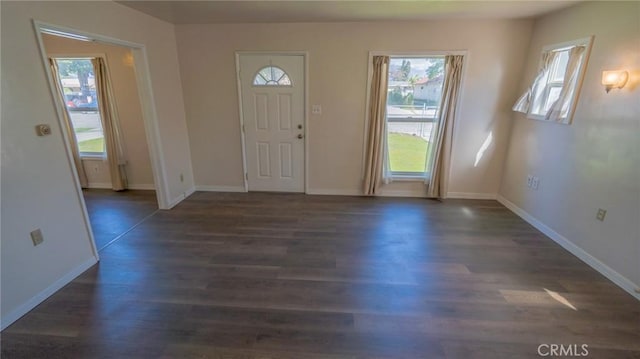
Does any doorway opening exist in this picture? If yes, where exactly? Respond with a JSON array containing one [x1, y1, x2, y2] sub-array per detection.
[[36, 23, 166, 252]]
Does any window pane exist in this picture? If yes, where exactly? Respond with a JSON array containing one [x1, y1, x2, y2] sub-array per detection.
[[544, 86, 562, 113], [386, 57, 444, 175], [253, 74, 267, 85], [529, 70, 550, 116], [71, 112, 105, 153], [254, 66, 291, 86], [387, 104, 438, 121], [258, 67, 273, 81], [271, 67, 285, 81], [550, 50, 569, 82], [277, 74, 291, 85], [55, 59, 105, 154], [387, 122, 434, 173]]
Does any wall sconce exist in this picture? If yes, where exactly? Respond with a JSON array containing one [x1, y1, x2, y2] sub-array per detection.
[[602, 70, 628, 93]]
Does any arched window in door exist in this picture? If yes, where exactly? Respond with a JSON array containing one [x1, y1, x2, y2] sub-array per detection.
[[253, 66, 292, 86]]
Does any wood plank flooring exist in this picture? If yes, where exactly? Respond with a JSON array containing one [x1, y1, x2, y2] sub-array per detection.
[[83, 189, 158, 250], [2, 192, 639, 358]]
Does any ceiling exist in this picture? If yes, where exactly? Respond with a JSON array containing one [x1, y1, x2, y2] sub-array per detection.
[[115, 1, 581, 24]]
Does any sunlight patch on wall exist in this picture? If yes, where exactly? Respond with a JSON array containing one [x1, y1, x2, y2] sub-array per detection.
[[474, 131, 493, 167]]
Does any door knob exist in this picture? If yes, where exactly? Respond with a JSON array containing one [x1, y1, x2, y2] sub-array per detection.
[[297, 134, 304, 139]]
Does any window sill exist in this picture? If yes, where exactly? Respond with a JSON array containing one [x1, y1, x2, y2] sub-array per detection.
[[80, 154, 105, 160], [527, 113, 568, 122], [389, 175, 427, 182]]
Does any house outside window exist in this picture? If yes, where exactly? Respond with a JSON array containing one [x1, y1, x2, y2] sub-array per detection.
[[385, 56, 445, 179]]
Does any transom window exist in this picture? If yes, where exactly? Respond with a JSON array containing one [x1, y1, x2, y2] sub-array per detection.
[[385, 56, 445, 178], [253, 66, 291, 86]]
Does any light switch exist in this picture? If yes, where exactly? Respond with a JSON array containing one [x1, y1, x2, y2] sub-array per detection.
[[311, 105, 322, 115]]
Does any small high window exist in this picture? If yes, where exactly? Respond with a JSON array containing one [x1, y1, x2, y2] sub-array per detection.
[[253, 66, 291, 86], [513, 36, 593, 124]]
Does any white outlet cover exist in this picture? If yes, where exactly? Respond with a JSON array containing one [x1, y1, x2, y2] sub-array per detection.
[[532, 177, 540, 190]]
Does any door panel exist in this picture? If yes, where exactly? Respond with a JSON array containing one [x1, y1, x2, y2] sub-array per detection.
[[254, 94, 269, 130], [239, 54, 305, 192], [257, 142, 271, 178], [279, 143, 293, 178], [278, 94, 292, 131]]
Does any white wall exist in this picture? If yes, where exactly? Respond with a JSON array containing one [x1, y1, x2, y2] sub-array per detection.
[[499, 1, 640, 296], [43, 34, 155, 189], [0, 0, 193, 328], [175, 20, 533, 197]]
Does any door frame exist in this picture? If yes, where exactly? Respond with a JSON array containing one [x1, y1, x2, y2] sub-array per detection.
[[235, 51, 309, 193], [33, 20, 174, 257]]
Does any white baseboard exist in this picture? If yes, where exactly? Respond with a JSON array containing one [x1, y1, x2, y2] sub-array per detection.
[[87, 182, 111, 189], [306, 188, 361, 196], [447, 192, 497, 200], [166, 186, 196, 209], [378, 190, 426, 198], [195, 185, 247, 193], [127, 184, 155, 190], [497, 194, 640, 301], [87, 183, 155, 190], [305, 189, 497, 199], [0, 256, 98, 330]]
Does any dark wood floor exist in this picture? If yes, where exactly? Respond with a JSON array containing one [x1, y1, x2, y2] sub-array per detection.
[[2, 192, 639, 358], [83, 189, 158, 251]]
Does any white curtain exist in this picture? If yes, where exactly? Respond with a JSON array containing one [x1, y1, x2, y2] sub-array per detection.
[[48, 58, 89, 188], [426, 55, 464, 199], [92, 58, 128, 191], [513, 51, 555, 114], [545, 46, 586, 122], [363, 56, 390, 195]]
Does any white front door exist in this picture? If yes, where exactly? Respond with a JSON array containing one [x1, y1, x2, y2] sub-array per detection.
[[238, 54, 305, 192]]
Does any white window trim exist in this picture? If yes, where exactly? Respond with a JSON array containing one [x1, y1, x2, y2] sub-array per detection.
[[79, 153, 105, 159], [526, 36, 593, 123], [362, 50, 468, 182], [51, 54, 109, 158], [363, 51, 466, 181]]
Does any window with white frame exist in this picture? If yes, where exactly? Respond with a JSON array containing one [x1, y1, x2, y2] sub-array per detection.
[[530, 50, 570, 117], [519, 37, 592, 124], [53, 58, 105, 156], [385, 56, 445, 178]]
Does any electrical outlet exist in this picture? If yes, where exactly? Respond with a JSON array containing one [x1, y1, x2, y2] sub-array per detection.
[[532, 176, 540, 190], [527, 175, 533, 188], [30, 229, 44, 246], [596, 208, 607, 221], [180, 173, 184, 182]]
